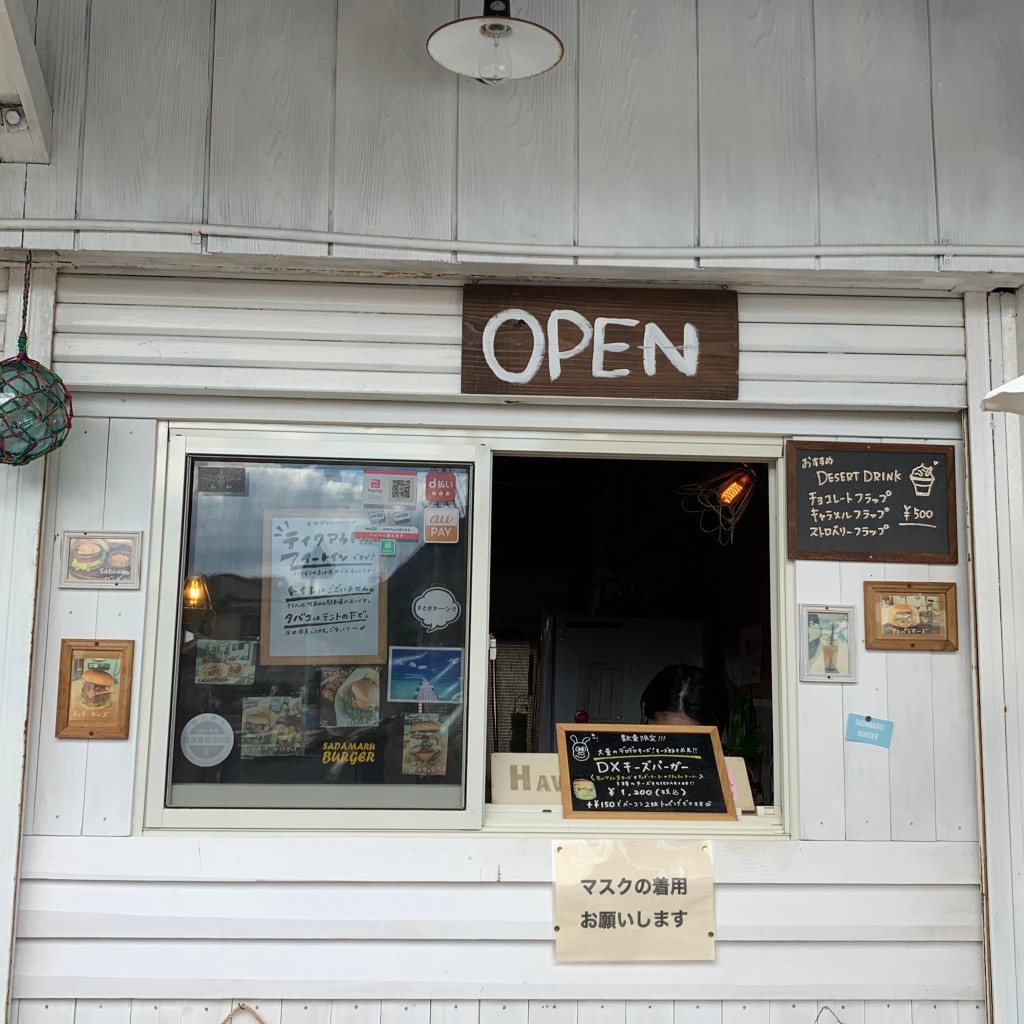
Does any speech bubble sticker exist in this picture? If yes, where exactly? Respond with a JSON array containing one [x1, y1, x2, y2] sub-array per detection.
[[413, 587, 462, 633]]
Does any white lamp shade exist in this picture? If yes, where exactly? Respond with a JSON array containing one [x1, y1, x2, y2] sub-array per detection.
[[982, 373, 1024, 415], [427, 16, 563, 81]]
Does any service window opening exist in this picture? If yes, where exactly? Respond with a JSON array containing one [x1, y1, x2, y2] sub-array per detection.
[[486, 455, 774, 806]]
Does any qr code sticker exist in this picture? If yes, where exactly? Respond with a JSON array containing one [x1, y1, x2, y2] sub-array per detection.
[[390, 478, 414, 501]]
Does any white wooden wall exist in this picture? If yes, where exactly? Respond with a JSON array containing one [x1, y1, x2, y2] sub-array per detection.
[[48, 275, 966, 410], [0, 0, 1023, 269], [9, 274, 982, 1012]]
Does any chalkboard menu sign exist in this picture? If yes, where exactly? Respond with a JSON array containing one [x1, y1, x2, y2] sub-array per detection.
[[555, 724, 736, 821], [787, 441, 957, 563]]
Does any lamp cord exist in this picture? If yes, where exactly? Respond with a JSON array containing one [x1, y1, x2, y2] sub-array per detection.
[[17, 251, 31, 357]]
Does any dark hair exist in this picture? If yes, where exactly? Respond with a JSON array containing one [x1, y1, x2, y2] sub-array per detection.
[[640, 663, 728, 729]]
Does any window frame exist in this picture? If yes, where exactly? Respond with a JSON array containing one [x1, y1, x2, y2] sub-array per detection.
[[137, 423, 795, 837]]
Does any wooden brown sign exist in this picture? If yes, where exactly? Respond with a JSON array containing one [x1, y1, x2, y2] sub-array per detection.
[[461, 285, 739, 400]]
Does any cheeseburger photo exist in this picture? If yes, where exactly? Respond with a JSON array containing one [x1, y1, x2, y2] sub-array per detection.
[[69, 539, 106, 574], [78, 664, 116, 709]]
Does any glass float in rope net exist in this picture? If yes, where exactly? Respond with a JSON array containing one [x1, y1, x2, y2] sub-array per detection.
[[0, 354, 73, 465]]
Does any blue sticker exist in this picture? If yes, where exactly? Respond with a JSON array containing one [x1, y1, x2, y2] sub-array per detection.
[[845, 713, 893, 748]]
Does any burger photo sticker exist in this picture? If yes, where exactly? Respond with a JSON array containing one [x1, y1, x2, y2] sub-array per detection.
[[401, 713, 449, 777], [60, 531, 143, 589], [55, 638, 135, 739]]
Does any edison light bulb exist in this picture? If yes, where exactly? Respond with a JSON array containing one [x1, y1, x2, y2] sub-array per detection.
[[478, 23, 512, 84]]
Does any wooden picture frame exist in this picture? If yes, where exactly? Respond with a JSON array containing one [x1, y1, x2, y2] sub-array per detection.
[[59, 531, 143, 589], [55, 638, 135, 739], [799, 604, 857, 682], [863, 581, 959, 651]]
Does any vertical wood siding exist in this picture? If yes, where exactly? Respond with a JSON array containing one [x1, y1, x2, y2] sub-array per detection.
[[1, 0, 1023, 267], [7, 1001, 990, 1024]]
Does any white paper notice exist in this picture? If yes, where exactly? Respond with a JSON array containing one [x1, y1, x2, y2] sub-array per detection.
[[262, 513, 384, 663], [553, 840, 715, 962]]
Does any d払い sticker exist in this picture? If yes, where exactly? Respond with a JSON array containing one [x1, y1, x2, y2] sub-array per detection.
[[425, 471, 458, 504], [412, 587, 462, 633]]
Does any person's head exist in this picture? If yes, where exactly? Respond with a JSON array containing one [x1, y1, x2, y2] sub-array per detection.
[[640, 663, 727, 729]]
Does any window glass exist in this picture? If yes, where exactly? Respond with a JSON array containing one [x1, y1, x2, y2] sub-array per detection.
[[168, 458, 472, 811]]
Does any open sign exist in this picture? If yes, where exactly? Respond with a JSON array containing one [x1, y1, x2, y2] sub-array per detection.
[[462, 285, 738, 401]]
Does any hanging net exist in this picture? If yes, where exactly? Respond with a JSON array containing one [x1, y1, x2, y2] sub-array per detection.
[[0, 254, 74, 466]]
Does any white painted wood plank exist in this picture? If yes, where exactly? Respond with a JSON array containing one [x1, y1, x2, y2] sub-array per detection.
[[233, 1002, 281, 1024], [53, 304, 461, 341], [54, 337, 460, 374], [16, 878, 982, 942], [930, 0, 1024, 255], [574, 1003, 624, 1024], [81, 419, 156, 836], [22, 0, 89, 249], [953, 1001, 985, 1024], [739, 324, 964, 357], [30, 417, 110, 836], [928, 445, 976, 842], [527, 1003, 576, 1024], [863, 1001, 912, 1024], [178, 1001, 234, 1024], [281, 1002, 331, 1024], [796, 559, 846, 838], [576, 0, 697, 252], [674, 1003, 722, 1024], [737, 382, 964, 412], [624, 1001, 672, 1024], [55, 277, 463, 316], [813, 0, 936, 271], [909, 1003, 956, 1024], [841, 559, 891, 841], [0, 0, 50, 162], [722, 1003, 769, 1024], [332, 0, 456, 261], [130, 1000, 183, 1024], [457, 0, 576, 250], [886, 568, 937, 843], [330, 1002, 380, 1024], [10, 938, 987, 1000], [480, 1003, 526, 1024], [768, 1001, 817, 1024], [697, 0, 816, 247], [739, 353, 964, 386], [430, 1001, 479, 1024], [207, 0, 334, 257], [13, 999, 75, 1024], [52, 364, 459, 398], [0, 108, 27, 247], [78, 0, 211, 253], [381, 1002, 430, 1024], [74, 1001, 132, 1024], [819, 1004, 863, 1024], [737, 296, 962, 328], [18, 835, 980, 885]]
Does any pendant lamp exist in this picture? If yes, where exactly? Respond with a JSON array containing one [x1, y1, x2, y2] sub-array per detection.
[[427, 0, 564, 85], [0, 254, 73, 466]]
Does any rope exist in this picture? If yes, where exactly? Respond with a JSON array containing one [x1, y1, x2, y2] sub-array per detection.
[[218, 1004, 270, 1024], [17, 251, 31, 357]]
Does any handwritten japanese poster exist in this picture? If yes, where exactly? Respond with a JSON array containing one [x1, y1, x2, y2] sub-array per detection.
[[261, 512, 386, 665], [554, 840, 715, 962]]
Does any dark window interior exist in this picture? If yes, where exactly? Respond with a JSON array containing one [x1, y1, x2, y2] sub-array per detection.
[[488, 455, 774, 804]]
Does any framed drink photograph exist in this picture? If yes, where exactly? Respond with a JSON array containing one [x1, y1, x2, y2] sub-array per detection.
[[60, 531, 143, 589], [55, 638, 135, 739], [863, 581, 958, 651], [800, 605, 856, 682]]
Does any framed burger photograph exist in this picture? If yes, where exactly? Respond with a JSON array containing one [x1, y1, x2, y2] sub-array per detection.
[[60, 531, 143, 589], [55, 638, 135, 739], [863, 581, 959, 652]]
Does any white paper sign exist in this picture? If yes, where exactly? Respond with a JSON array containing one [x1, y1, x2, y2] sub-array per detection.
[[262, 513, 384, 664]]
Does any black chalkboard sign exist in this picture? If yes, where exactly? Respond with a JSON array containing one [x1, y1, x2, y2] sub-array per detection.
[[787, 441, 957, 563], [555, 724, 736, 821]]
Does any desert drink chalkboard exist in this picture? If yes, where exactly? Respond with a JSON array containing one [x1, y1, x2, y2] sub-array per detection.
[[787, 441, 956, 563], [555, 724, 736, 821]]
